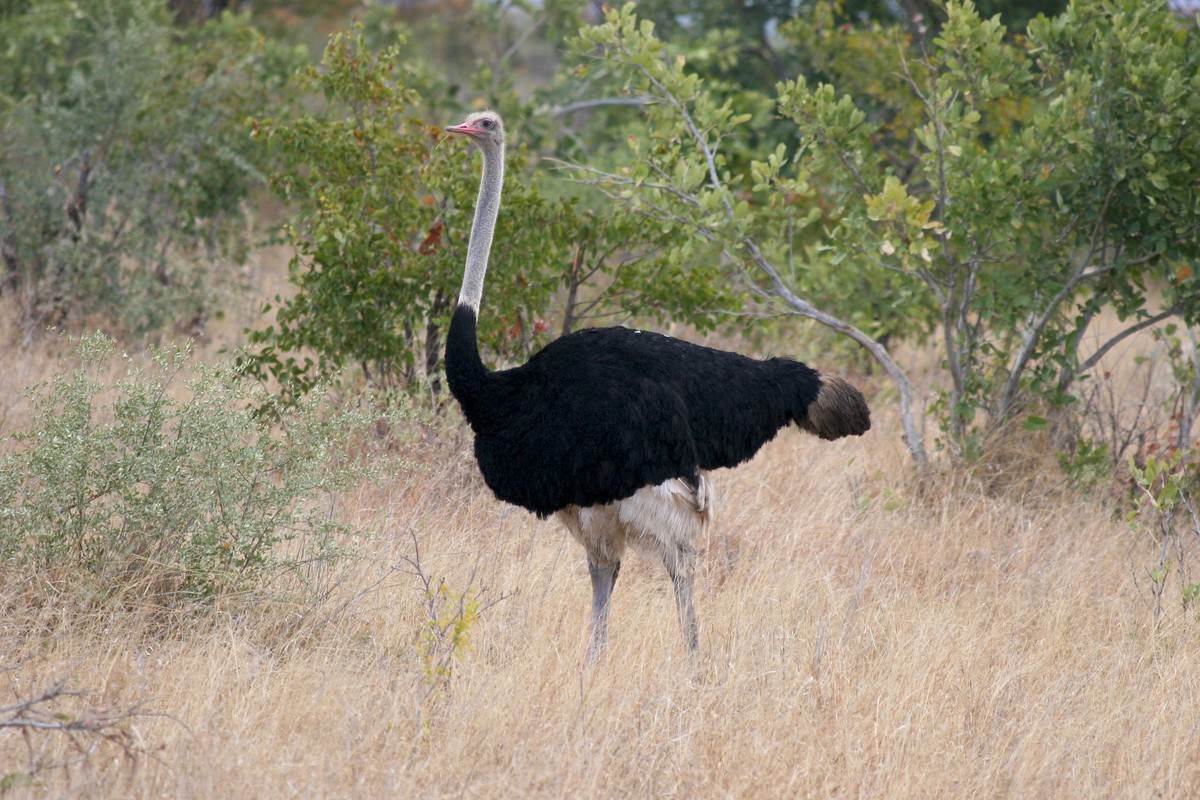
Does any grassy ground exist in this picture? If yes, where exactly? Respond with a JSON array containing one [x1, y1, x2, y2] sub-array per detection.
[[2, 297, 1199, 798]]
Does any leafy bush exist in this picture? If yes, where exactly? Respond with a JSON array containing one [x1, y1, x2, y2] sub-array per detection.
[[562, 0, 1200, 466], [0, 0, 302, 337], [241, 24, 733, 401], [0, 335, 378, 604], [241, 26, 568, 399], [1128, 449, 1200, 620], [780, 0, 1200, 451]]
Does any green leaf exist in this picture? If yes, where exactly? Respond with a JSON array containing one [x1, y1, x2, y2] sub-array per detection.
[[1022, 415, 1049, 432]]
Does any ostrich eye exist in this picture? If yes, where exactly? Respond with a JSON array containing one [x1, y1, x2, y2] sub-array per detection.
[[480, 118, 494, 129]]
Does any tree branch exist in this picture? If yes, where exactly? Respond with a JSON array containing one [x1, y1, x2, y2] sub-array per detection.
[[625, 49, 736, 221], [738, 237, 928, 467], [1062, 305, 1184, 394], [550, 97, 654, 117]]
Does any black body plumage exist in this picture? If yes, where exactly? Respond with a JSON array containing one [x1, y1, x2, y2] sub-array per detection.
[[447, 305, 829, 518]]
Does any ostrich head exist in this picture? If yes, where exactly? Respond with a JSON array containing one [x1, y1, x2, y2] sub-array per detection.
[[445, 111, 505, 154]]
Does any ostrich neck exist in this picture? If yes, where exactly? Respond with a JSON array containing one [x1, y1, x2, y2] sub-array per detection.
[[446, 140, 505, 432], [458, 142, 505, 313]]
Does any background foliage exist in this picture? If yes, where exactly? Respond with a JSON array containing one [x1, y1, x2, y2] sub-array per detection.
[[0, 335, 378, 604], [1, 0, 1198, 600], [0, 0, 302, 337], [556, 0, 1200, 465], [239, 26, 568, 398], [238, 16, 735, 400]]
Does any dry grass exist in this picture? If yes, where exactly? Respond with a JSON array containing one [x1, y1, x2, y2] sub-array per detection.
[[2, 285, 1199, 798], [3, 391, 1199, 798]]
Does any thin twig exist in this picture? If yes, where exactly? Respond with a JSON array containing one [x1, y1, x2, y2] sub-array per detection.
[[550, 97, 654, 116]]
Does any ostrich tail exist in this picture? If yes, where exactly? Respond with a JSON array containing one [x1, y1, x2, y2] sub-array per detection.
[[798, 374, 871, 441]]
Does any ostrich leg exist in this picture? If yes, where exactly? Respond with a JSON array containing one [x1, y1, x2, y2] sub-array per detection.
[[586, 557, 620, 660], [664, 549, 699, 655]]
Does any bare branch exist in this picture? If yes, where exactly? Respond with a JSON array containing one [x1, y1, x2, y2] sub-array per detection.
[[1, 675, 174, 783], [737, 237, 928, 467], [552, 161, 705, 210], [996, 192, 1129, 422], [1064, 305, 1184, 393], [550, 97, 654, 117]]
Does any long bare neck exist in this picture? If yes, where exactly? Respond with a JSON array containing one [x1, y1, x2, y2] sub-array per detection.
[[458, 141, 505, 314]]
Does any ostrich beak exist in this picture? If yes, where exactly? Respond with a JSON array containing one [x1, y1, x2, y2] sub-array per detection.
[[445, 123, 484, 136]]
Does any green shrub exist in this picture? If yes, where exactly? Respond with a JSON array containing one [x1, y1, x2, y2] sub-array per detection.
[[0, 0, 302, 337], [1129, 449, 1200, 620], [564, 0, 1200, 468], [240, 25, 572, 399], [0, 335, 378, 604]]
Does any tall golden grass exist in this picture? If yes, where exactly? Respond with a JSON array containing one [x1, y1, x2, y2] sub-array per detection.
[[2, 298, 1198, 798]]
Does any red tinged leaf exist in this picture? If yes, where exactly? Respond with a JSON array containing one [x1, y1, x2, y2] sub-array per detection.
[[418, 220, 443, 254]]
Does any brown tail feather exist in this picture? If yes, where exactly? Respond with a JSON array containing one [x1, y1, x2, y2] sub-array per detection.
[[798, 374, 871, 441]]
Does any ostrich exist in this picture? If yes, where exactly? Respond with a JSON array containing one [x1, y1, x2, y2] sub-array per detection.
[[444, 111, 870, 659]]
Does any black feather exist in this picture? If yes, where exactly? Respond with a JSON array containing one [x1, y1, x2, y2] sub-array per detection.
[[446, 305, 864, 518]]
